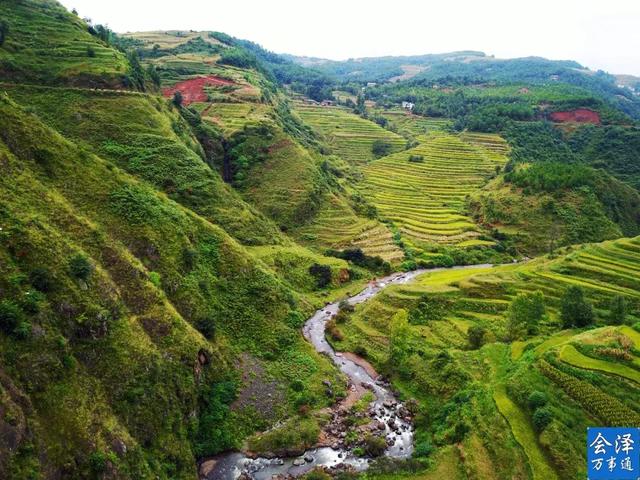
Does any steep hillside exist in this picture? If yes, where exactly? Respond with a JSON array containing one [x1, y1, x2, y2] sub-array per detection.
[[0, 0, 130, 87], [0, 4, 373, 478], [360, 132, 507, 246]]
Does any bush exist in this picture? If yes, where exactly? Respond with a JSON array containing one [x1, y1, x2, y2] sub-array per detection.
[[172, 91, 183, 107], [0, 300, 23, 334], [408, 155, 424, 163], [608, 295, 627, 325], [532, 407, 553, 432], [507, 291, 545, 339], [467, 325, 486, 349], [29, 267, 53, 292], [148, 271, 161, 288], [197, 316, 216, 339], [414, 438, 434, 458], [309, 263, 332, 289], [561, 286, 594, 328], [371, 139, 393, 158], [290, 379, 305, 392], [364, 434, 387, 457], [0, 21, 8, 47], [87, 46, 96, 57], [69, 253, 93, 281], [527, 391, 548, 409]]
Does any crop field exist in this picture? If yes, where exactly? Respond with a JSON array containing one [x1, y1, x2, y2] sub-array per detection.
[[295, 104, 406, 164], [293, 193, 404, 263], [202, 102, 272, 133], [360, 132, 507, 245], [376, 109, 452, 139]]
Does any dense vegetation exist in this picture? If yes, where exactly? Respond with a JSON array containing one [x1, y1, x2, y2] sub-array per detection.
[[2, 2, 640, 479]]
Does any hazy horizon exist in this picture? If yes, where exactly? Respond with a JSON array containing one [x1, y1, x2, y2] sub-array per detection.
[[59, 0, 640, 76]]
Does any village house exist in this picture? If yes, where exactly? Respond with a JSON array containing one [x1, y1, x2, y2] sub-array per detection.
[[401, 101, 415, 111]]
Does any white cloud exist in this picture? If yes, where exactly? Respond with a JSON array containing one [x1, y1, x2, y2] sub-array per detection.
[[59, 0, 640, 75]]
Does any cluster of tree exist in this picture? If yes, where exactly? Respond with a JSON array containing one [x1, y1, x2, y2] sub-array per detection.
[[325, 248, 391, 275], [210, 31, 336, 101]]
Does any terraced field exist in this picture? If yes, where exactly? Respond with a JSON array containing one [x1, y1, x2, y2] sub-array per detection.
[[360, 132, 507, 245], [329, 236, 640, 479], [202, 102, 271, 134], [293, 193, 404, 263], [295, 104, 406, 164], [376, 109, 452, 139]]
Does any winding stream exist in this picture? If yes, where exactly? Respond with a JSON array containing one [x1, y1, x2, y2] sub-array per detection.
[[204, 265, 493, 479]]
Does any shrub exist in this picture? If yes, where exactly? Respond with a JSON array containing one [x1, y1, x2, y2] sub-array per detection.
[[467, 325, 486, 349], [87, 46, 96, 57], [88, 451, 108, 474], [608, 295, 627, 325], [29, 267, 53, 292], [532, 407, 553, 432], [197, 316, 216, 339], [285, 310, 305, 329], [527, 391, 548, 409], [364, 434, 387, 457], [290, 379, 305, 392], [371, 139, 393, 158], [148, 271, 161, 288], [408, 155, 424, 163], [304, 470, 331, 480], [0, 21, 8, 46], [309, 263, 332, 289], [0, 300, 23, 334], [414, 438, 434, 457], [560, 286, 594, 328], [172, 91, 183, 107], [69, 253, 93, 281]]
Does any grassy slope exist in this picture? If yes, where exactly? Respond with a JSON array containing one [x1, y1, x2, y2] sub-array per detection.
[[1, 83, 285, 246], [0, 87, 352, 478], [0, 0, 129, 86], [0, 4, 373, 477]]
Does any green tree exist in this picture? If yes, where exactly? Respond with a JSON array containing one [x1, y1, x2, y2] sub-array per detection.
[[69, 253, 93, 281], [371, 139, 392, 158], [608, 295, 627, 325], [506, 291, 545, 340], [355, 93, 366, 115], [467, 324, 486, 349], [0, 300, 22, 334], [172, 91, 183, 107], [561, 286, 594, 328], [0, 21, 8, 47], [389, 309, 411, 365]]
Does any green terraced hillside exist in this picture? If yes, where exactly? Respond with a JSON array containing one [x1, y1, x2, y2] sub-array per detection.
[[360, 131, 507, 246], [296, 104, 407, 164], [293, 193, 404, 263], [375, 109, 452, 139], [330, 236, 640, 480]]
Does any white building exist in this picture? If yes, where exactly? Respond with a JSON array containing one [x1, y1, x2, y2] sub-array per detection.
[[401, 101, 415, 111]]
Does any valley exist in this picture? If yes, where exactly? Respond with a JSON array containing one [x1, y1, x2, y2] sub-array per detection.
[[0, 2, 639, 479]]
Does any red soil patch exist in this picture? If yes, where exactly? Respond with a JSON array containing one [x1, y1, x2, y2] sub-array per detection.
[[162, 75, 235, 105], [549, 108, 600, 124]]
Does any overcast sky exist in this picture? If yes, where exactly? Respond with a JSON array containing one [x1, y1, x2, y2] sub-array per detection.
[[59, 0, 640, 76]]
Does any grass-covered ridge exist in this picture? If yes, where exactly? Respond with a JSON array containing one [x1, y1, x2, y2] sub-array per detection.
[[0, 0, 130, 87]]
